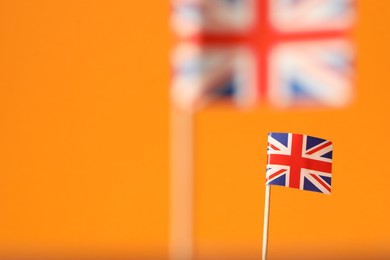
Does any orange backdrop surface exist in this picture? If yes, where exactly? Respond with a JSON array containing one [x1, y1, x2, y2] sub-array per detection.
[[0, 0, 390, 259]]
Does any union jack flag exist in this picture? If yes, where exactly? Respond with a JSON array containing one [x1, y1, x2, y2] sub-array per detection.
[[266, 132, 333, 194], [170, 0, 356, 109]]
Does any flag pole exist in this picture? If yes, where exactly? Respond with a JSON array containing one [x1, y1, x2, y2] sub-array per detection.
[[170, 105, 194, 260], [262, 184, 271, 260]]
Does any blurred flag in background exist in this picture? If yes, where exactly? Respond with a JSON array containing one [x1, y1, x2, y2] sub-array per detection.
[[170, 0, 356, 110]]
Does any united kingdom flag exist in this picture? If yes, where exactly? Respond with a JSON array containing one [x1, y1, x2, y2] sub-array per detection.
[[266, 132, 333, 194], [170, 0, 356, 110]]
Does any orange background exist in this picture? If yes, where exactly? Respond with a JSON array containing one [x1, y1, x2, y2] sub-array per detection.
[[0, 0, 389, 259]]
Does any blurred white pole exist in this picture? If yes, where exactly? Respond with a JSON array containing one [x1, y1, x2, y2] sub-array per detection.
[[170, 105, 193, 260], [262, 185, 271, 260]]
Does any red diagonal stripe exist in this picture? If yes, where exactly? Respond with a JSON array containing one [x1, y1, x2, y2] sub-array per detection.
[[266, 169, 287, 182], [310, 173, 331, 193], [306, 141, 332, 155], [268, 142, 280, 151]]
